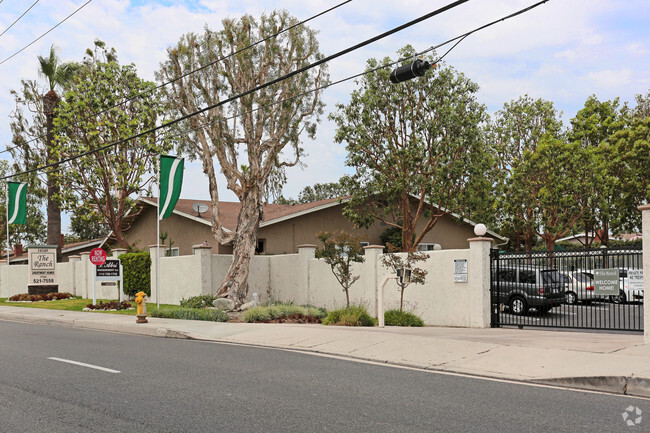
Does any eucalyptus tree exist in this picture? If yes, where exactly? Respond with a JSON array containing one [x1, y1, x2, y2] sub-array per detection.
[[490, 96, 563, 251], [608, 92, 650, 232], [513, 138, 590, 251], [330, 46, 491, 253], [569, 95, 628, 247], [157, 11, 327, 305]]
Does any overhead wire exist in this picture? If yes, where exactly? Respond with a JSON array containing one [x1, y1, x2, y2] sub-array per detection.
[[0, 0, 41, 39], [155, 0, 549, 147], [0, 0, 93, 66], [1, 0, 354, 155], [2, 0, 549, 181], [2, 0, 471, 179]]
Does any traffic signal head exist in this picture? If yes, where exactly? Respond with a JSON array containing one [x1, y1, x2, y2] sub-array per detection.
[[389, 59, 433, 83]]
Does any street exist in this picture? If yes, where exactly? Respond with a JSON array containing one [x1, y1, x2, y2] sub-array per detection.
[[0, 320, 648, 432]]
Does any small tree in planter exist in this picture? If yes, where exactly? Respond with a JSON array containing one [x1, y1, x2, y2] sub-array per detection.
[[316, 231, 365, 309], [381, 243, 428, 312]]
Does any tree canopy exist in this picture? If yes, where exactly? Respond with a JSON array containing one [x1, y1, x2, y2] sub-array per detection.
[[330, 46, 491, 252], [54, 41, 169, 248]]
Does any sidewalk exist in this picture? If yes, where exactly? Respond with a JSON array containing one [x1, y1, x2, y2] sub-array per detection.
[[2, 305, 650, 398]]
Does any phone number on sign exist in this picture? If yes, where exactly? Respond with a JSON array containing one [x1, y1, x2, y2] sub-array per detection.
[[32, 278, 55, 284]]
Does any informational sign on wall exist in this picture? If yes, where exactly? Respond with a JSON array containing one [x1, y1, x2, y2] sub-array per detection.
[[28, 246, 57, 286], [454, 259, 468, 283], [594, 268, 619, 296]]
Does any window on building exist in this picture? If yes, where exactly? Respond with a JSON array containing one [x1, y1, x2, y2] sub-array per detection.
[[359, 241, 370, 255], [416, 243, 441, 251], [256, 239, 265, 254], [165, 247, 179, 257]]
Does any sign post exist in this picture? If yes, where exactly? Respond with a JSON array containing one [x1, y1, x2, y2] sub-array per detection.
[[89, 248, 107, 305]]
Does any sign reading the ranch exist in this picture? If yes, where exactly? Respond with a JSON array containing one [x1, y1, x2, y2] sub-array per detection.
[[28, 246, 57, 286]]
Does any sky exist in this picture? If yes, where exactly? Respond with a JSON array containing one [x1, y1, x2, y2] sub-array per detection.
[[0, 0, 648, 233]]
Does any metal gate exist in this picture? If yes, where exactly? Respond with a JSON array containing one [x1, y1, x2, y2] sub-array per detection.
[[490, 247, 643, 332]]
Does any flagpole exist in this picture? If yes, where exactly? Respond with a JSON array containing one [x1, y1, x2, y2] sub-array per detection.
[[156, 155, 160, 309], [6, 182, 10, 299]]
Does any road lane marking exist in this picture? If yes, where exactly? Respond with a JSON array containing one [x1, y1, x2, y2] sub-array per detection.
[[47, 357, 121, 374]]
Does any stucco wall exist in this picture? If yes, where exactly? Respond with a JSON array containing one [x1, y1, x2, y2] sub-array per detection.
[[157, 254, 203, 304]]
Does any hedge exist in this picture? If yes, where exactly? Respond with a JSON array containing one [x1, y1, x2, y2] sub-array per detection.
[[119, 251, 151, 297]]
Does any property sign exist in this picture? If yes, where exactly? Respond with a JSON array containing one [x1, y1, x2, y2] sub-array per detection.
[[95, 259, 121, 280], [454, 259, 468, 283], [594, 268, 619, 296], [628, 269, 644, 292], [28, 246, 57, 286], [92, 258, 124, 305], [89, 248, 107, 266]]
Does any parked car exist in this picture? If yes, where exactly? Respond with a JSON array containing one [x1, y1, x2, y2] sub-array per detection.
[[579, 269, 643, 304], [560, 271, 596, 305], [492, 266, 566, 315]]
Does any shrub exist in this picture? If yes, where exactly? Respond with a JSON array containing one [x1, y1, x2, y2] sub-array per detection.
[[242, 303, 327, 323], [384, 309, 424, 327], [8, 292, 73, 302], [86, 301, 133, 310], [322, 305, 375, 326], [150, 308, 228, 322], [180, 295, 218, 309], [120, 252, 151, 297]]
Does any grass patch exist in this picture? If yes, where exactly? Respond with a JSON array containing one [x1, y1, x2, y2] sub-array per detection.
[[243, 303, 327, 323], [0, 297, 178, 315], [322, 305, 375, 326], [384, 309, 424, 327], [149, 308, 228, 322]]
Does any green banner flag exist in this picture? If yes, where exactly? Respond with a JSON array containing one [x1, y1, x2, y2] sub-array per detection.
[[159, 155, 184, 219], [8, 181, 27, 225]]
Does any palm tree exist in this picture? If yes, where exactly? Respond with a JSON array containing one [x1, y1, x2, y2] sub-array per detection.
[[38, 45, 79, 261]]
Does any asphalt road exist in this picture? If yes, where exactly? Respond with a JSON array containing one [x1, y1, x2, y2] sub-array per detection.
[[1, 320, 648, 432], [498, 300, 644, 331]]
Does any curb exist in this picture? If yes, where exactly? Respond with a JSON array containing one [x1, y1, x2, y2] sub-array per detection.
[[535, 376, 650, 399]]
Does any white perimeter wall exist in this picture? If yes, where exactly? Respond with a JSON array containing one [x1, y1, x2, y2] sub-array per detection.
[[0, 240, 493, 328]]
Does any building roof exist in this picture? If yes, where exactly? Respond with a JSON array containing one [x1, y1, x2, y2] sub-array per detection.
[[136, 196, 507, 241], [138, 196, 344, 231]]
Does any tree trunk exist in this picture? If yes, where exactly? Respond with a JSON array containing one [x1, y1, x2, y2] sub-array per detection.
[[44, 90, 62, 261], [217, 190, 263, 306]]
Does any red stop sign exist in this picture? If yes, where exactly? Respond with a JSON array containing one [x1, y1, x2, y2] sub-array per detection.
[[90, 248, 107, 266]]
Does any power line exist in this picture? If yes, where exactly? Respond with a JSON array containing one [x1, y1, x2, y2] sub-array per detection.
[[0, 0, 92, 66], [6, 0, 529, 182], [2, 0, 353, 156], [0, 0, 41, 39], [157, 1, 550, 147]]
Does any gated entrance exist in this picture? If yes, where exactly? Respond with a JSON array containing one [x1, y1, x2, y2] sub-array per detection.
[[490, 247, 643, 332]]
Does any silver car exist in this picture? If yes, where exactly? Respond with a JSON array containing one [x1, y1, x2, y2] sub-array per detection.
[[561, 271, 597, 305]]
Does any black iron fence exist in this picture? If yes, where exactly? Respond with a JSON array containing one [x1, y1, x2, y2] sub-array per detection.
[[490, 247, 643, 332]]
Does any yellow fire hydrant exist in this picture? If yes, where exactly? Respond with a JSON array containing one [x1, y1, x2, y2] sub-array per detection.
[[135, 291, 148, 323]]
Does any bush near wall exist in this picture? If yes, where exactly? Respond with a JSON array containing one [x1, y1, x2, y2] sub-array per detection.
[[119, 252, 151, 297]]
